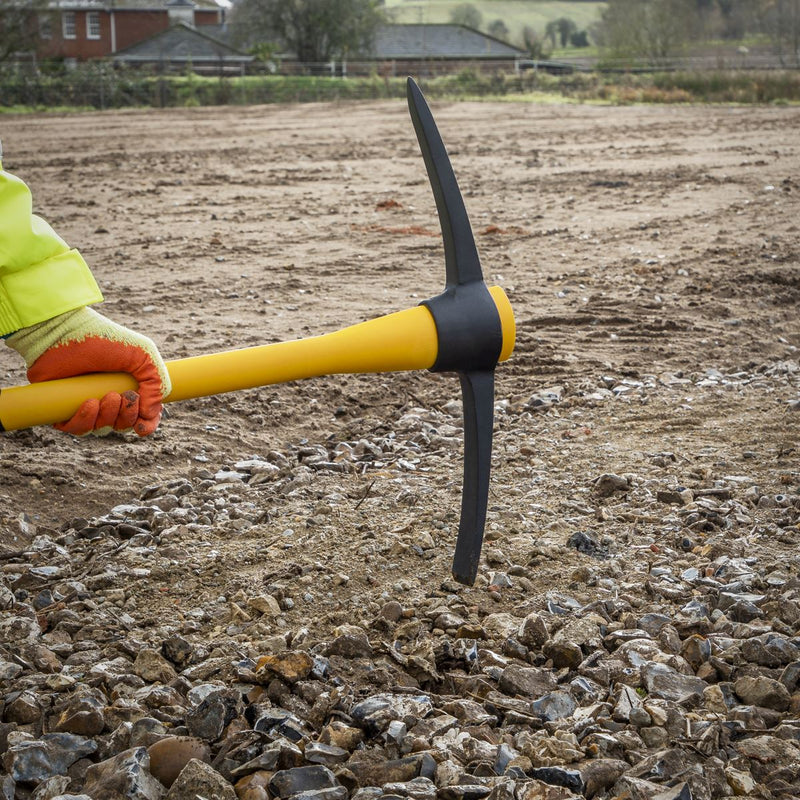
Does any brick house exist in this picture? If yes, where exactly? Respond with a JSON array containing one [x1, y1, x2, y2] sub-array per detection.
[[33, 0, 223, 63]]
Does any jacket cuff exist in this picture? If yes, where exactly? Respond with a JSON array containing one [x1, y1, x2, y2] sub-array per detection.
[[0, 249, 104, 336]]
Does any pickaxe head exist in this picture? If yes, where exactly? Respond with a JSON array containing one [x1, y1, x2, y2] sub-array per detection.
[[407, 78, 509, 585]]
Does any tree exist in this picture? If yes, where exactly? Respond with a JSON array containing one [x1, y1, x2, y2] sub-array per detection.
[[521, 26, 551, 59], [595, 0, 695, 64], [487, 19, 509, 41], [450, 4, 483, 30], [764, 0, 800, 66], [545, 17, 577, 48], [0, 0, 47, 64], [232, 0, 384, 65]]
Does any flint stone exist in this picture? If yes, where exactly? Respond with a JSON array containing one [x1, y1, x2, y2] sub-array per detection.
[[269, 765, 339, 798], [499, 666, 557, 699], [350, 694, 432, 736], [185, 688, 241, 741], [325, 633, 373, 659], [613, 776, 678, 800], [542, 641, 582, 669], [580, 759, 627, 799], [641, 663, 706, 704], [291, 789, 348, 800], [517, 614, 548, 649], [437, 786, 492, 800], [148, 737, 211, 788], [305, 742, 350, 767], [4, 690, 41, 724], [735, 734, 800, 764], [161, 636, 193, 668], [165, 758, 236, 800], [531, 691, 577, 722], [52, 694, 105, 737], [741, 636, 799, 668], [134, 649, 177, 683], [780, 661, 800, 692], [3, 733, 97, 784], [82, 747, 164, 800], [734, 676, 791, 711], [30, 774, 71, 799], [256, 652, 313, 684], [345, 754, 423, 787], [382, 777, 437, 800], [528, 767, 583, 794]]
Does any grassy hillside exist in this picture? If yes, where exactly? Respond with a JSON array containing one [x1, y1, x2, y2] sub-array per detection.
[[382, 0, 607, 49]]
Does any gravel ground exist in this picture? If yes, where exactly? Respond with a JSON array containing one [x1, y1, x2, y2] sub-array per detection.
[[0, 98, 798, 799]]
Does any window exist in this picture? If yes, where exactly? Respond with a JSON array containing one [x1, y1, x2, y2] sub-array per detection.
[[86, 11, 101, 40], [39, 14, 53, 39], [62, 11, 76, 39]]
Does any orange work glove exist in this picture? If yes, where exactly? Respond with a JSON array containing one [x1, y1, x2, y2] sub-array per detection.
[[6, 307, 172, 437]]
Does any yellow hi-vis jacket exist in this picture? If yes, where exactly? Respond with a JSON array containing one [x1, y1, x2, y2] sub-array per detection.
[[0, 160, 103, 337]]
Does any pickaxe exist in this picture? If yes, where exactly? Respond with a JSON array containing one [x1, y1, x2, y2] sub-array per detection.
[[0, 78, 515, 586]]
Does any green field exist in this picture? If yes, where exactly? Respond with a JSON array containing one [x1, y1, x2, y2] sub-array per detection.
[[383, 0, 607, 48]]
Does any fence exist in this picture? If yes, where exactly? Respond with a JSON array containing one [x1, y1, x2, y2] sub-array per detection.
[[1, 60, 799, 110]]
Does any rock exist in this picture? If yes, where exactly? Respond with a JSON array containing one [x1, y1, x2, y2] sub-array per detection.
[[325, 632, 373, 658], [437, 786, 492, 800], [580, 759, 628, 799], [499, 665, 557, 698], [165, 758, 236, 799], [517, 614, 549, 649], [531, 691, 577, 722], [185, 688, 241, 741], [51, 694, 105, 737], [725, 766, 757, 796], [304, 742, 350, 767], [3, 733, 97, 784], [256, 652, 314, 684], [528, 767, 584, 794], [734, 675, 791, 711], [161, 636, 193, 668], [350, 694, 432, 736], [83, 747, 164, 799], [641, 662, 707, 704], [566, 531, 607, 557], [134, 649, 177, 683], [345, 754, 423, 787], [269, 765, 339, 798], [594, 473, 629, 497], [148, 737, 211, 788]]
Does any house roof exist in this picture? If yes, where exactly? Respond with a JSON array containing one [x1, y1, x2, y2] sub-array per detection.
[[112, 22, 251, 63], [42, 0, 221, 11], [373, 24, 525, 60]]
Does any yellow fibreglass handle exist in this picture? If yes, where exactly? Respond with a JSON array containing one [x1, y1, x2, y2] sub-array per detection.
[[0, 286, 514, 432]]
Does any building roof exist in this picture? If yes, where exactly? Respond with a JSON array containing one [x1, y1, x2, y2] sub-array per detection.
[[112, 22, 251, 63], [373, 24, 525, 60], [41, 0, 221, 11]]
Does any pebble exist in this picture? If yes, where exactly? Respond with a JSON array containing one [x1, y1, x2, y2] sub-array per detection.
[[0, 414, 798, 799]]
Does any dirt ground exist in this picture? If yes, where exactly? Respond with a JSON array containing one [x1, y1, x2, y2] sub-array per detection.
[[0, 97, 798, 613]]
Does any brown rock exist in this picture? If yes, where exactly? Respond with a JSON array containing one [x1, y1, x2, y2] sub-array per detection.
[[581, 759, 628, 800], [148, 736, 212, 788], [256, 652, 313, 684], [734, 676, 791, 711], [235, 770, 272, 800], [134, 648, 178, 684], [166, 758, 236, 799]]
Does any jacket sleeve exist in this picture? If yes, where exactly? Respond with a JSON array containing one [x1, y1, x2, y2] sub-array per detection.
[[0, 160, 104, 337]]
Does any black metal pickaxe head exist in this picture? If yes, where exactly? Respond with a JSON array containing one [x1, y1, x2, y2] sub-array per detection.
[[407, 78, 505, 586]]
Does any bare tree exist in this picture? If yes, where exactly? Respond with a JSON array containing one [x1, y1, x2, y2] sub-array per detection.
[[765, 0, 800, 65], [0, 0, 47, 63], [596, 0, 696, 64], [232, 0, 384, 65]]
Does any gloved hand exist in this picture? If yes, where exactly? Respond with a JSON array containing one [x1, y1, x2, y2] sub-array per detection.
[[6, 307, 171, 437]]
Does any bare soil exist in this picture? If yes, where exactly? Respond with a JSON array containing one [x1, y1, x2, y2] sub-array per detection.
[[0, 99, 798, 617]]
